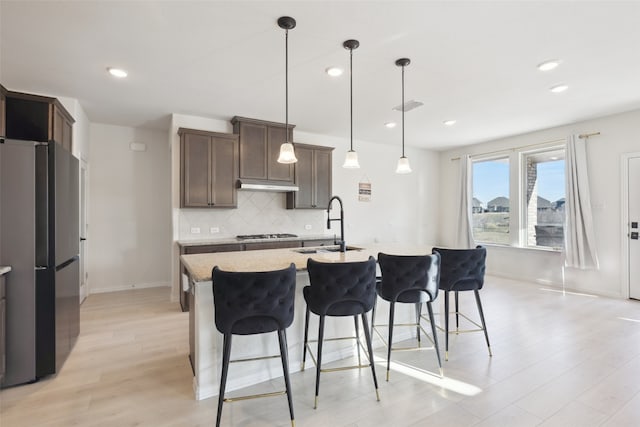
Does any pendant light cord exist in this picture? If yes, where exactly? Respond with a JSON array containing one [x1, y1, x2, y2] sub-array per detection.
[[350, 46, 353, 151], [401, 63, 405, 157], [285, 28, 289, 142]]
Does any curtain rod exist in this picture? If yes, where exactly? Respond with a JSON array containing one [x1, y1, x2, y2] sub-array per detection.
[[450, 131, 600, 161]]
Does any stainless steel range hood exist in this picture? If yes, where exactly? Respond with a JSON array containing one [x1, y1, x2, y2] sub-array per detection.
[[237, 179, 298, 192]]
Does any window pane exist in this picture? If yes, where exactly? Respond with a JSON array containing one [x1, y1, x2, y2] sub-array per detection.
[[472, 158, 510, 245], [524, 150, 565, 249]]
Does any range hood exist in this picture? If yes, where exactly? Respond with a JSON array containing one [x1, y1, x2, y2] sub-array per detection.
[[237, 179, 299, 192]]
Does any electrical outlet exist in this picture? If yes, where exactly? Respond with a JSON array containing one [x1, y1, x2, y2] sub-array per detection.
[[210, 227, 220, 234], [304, 224, 312, 230], [190, 227, 201, 234]]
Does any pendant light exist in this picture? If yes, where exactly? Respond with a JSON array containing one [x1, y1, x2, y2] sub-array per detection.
[[342, 39, 360, 169], [395, 58, 412, 174], [277, 16, 298, 164]]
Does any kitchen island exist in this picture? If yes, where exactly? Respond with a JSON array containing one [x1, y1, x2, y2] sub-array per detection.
[[181, 243, 432, 400]]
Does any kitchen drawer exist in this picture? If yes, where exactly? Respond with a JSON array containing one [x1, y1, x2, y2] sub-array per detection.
[[244, 241, 302, 251], [302, 239, 336, 247], [182, 243, 243, 255]]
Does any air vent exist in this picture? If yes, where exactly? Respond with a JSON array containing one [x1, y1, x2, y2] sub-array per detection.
[[392, 100, 424, 112]]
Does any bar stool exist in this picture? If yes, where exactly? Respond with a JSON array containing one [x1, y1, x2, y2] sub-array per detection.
[[432, 246, 491, 361], [302, 257, 380, 409], [373, 252, 442, 381], [212, 264, 296, 427]]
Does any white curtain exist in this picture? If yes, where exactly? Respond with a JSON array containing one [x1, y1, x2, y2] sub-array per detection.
[[564, 134, 599, 269], [456, 154, 475, 248]]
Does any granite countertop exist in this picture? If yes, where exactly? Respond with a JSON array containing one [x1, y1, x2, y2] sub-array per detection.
[[0, 266, 12, 276], [177, 234, 335, 247], [181, 243, 432, 283]]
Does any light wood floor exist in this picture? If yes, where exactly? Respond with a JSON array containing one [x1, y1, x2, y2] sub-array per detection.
[[2, 277, 640, 426]]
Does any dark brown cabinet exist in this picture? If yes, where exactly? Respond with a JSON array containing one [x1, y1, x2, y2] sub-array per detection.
[[179, 128, 238, 208], [286, 143, 334, 209], [3, 89, 74, 151], [231, 116, 295, 183], [244, 240, 301, 251]]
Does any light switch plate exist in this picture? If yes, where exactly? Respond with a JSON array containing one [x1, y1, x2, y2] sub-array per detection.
[[210, 227, 220, 234], [190, 227, 201, 234], [304, 224, 312, 230]]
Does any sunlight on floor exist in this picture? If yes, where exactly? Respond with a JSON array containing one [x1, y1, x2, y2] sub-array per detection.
[[373, 356, 483, 397], [539, 288, 599, 298]]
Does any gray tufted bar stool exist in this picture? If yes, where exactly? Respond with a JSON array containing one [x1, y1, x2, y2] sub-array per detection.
[[432, 246, 491, 361], [302, 256, 380, 409], [211, 264, 296, 427], [373, 252, 442, 381]]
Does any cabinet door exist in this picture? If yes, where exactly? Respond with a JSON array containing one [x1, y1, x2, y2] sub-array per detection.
[[238, 122, 268, 180], [182, 133, 211, 207], [288, 146, 314, 208], [0, 89, 6, 138], [244, 241, 301, 251], [62, 117, 73, 152], [267, 126, 294, 182], [314, 148, 333, 209], [211, 135, 238, 207]]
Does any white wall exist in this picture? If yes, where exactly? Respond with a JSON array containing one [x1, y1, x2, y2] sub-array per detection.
[[88, 123, 171, 293], [169, 113, 440, 300], [438, 108, 640, 298]]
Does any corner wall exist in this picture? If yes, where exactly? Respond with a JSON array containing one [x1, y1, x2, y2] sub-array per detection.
[[88, 123, 171, 293]]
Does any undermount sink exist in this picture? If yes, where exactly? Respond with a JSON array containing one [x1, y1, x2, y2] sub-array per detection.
[[293, 246, 362, 254]]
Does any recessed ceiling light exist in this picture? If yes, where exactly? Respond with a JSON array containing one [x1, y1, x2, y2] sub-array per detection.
[[443, 120, 457, 126], [384, 122, 396, 129], [550, 84, 568, 93], [107, 67, 128, 78], [537, 60, 560, 71], [325, 67, 343, 77]]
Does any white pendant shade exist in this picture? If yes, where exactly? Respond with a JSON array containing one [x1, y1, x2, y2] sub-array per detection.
[[277, 142, 298, 164], [396, 156, 412, 174], [343, 150, 360, 169]]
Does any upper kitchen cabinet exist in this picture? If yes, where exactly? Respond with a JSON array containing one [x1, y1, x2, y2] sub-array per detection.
[[231, 116, 294, 183], [2, 89, 74, 152], [179, 128, 238, 208], [286, 143, 333, 209]]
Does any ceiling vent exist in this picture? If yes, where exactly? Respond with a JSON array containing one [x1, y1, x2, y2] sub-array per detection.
[[392, 99, 424, 112]]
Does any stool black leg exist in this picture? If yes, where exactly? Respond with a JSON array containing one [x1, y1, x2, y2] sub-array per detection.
[[302, 306, 310, 370], [277, 329, 295, 425], [415, 303, 422, 344], [314, 315, 326, 409], [354, 315, 362, 366], [426, 301, 443, 376], [444, 291, 450, 361], [371, 297, 378, 332], [387, 302, 395, 381], [474, 290, 492, 357], [216, 333, 232, 427], [455, 290, 460, 331], [361, 312, 380, 401]]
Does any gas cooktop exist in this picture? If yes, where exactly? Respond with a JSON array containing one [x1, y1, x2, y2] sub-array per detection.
[[236, 233, 298, 240]]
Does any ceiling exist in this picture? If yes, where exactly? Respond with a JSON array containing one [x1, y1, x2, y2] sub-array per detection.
[[2, 1, 640, 151]]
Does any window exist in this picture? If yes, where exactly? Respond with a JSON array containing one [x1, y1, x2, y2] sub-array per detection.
[[523, 149, 565, 249], [469, 144, 566, 250], [472, 157, 510, 245]]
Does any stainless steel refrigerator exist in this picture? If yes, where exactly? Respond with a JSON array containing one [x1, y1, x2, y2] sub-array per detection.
[[0, 139, 79, 387]]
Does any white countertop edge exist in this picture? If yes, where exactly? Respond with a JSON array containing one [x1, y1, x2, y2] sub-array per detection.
[[0, 266, 12, 276], [177, 234, 335, 247]]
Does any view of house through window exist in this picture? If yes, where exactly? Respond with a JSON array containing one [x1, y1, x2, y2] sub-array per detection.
[[472, 157, 510, 245], [524, 149, 565, 249], [470, 146, 566, 249]]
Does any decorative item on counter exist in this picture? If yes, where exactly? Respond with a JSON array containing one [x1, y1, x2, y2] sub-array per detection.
[[276, 16, 298, 164], [342, 39, 361, 169], [395, 58, 412, 174]]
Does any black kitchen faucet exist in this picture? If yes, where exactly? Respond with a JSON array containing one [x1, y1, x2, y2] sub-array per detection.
[[326, 195, 346, 252]]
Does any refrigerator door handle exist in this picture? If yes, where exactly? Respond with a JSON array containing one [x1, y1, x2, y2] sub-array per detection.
[[35, 266, 48, 271]]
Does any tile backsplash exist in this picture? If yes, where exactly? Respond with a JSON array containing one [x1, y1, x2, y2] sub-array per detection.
[[179, 191, 328, 240]]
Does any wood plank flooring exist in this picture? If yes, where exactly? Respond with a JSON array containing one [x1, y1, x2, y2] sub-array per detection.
[[1, 277, 640, 426]]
